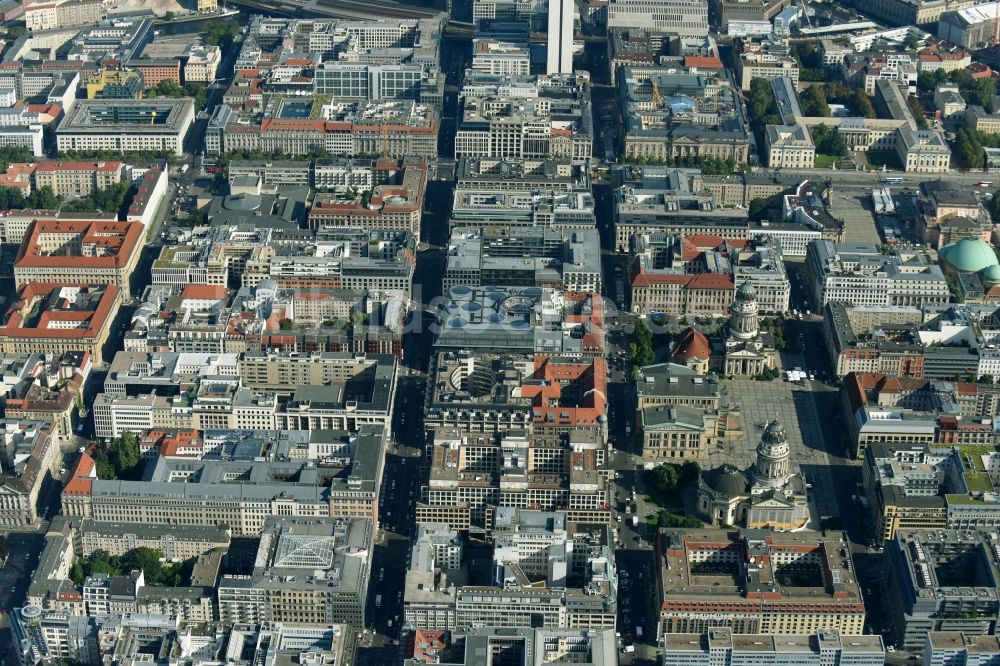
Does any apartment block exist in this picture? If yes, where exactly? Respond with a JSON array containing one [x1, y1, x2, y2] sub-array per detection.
[[77, 520, 231, 561], [735, 37, 800, 90], [0, 161, 124, 197]]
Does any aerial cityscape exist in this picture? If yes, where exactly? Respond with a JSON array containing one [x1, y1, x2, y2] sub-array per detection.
[[3, 0, 1000, 662]]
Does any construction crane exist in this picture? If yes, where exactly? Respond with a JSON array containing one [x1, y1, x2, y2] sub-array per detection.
[[380, 121, 389, 158]]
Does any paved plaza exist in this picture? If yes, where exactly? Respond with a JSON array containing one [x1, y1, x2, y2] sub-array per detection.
[[707, 379, 844, 520]]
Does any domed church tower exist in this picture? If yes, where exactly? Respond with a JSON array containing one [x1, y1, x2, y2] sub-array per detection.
[[754, 419, 790, 489], [729, 282, 759, 342]]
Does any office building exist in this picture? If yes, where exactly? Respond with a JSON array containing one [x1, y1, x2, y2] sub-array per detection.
[[308, 162, 426, 234], [443, 226, 602, 294], [862, 441, 1000, 542], [62, 426, 388, 534], [547, 0, 574, 74], [432, 289, 606, 357], [455, 73, 592, 161], [886, 530, 1000, 651], [56, 99, 195, 156], [0, 284, 120, 364], [662, 629, 884, 666], [0, 420, 59, 528], [473, 39, 532, 76], [655, 528, 866, 638], [606, 0, 709, 35], [14, 220, 144, 299], [938, 3, 1000, 48], [926, 633, 1000, 666], [416, 427, 610, 532], [405, 627, 618, 665], [805, 241, 950, 310], [225, 623, 356, 666], [405, 509, 617, 631], [217, 516, 372, 628], [11, 606, 97, 666]]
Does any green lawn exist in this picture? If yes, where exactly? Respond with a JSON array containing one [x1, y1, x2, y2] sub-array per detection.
[[965, 472, 995, 493], [814, 154, 839, 168], [959, 445, 997, 471]]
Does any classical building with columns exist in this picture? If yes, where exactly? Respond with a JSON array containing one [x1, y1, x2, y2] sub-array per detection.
[[695, 419, 809, 530], [720, 282, 777, 377]]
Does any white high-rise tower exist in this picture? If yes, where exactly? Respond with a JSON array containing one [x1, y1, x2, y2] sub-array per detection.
[[546, 0, 573, 75]]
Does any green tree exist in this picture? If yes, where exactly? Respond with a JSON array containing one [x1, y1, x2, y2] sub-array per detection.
[[812, 126, 849, 157], [24, 186, 59, 209], [748, 197, 770, 222], [205, 22, 241, 51], [110, 431, 142, 480], [956, 127, 985, 169], [747, 77, 780, 131], [654, 512, 702, 528], [850, 90, 876, 118], [801, 85, 830, 117], [0, 186, 24, 209], [630, 320, 654, 367], [989, 190, 1000, 223], [93, 449, 116, 480], [654, 463, 679, 490], [908, 97, 929, 129], [125, 547, 164, 581], [903, 33, 919, 50], [678, 460, 700, 487], [186, 208, 207, 226]]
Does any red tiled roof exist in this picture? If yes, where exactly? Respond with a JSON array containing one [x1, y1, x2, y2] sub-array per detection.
[[181, 285, 229, 300], [673, 327, 711, 361], [62, 452, 95, 496], [15, 219, 142, 270], [685, 55, 723, 69]]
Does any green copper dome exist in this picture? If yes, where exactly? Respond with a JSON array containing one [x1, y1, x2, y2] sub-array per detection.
[[983, 264, 1000, 284], [941, 238, 1000, 274]]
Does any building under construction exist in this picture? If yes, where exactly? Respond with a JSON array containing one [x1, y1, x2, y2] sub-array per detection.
[[938, 1, 1000, 49]]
